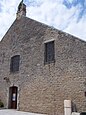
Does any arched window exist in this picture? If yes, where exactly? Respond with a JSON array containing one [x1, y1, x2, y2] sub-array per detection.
[[10, 55, 20, 72]]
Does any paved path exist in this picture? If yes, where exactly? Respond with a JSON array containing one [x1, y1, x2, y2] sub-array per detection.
[[0, 109, 46, 115]]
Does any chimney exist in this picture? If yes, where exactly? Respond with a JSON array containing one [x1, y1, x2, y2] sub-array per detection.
[[16, 0, 26, 19]]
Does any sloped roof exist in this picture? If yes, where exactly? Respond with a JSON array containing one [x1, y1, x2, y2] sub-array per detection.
[[0, 16, 86, 45], [1, 17, 47, 43]]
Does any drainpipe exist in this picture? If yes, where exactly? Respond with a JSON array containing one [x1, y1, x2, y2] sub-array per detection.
[[64, 100, 71, 115]]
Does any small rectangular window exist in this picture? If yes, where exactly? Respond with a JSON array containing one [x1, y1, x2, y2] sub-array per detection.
[[10, 55, 20, 72], [44, 41, 55, 64]]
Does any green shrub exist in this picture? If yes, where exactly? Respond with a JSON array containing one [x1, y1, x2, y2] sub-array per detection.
[[0, 100, 4, 108]]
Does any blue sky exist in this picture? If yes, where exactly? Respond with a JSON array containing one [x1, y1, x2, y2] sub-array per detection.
[[0, 0, 86, 41], [63, 0, 86, 20]]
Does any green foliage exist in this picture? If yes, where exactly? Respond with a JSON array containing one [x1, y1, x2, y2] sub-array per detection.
[[0, 100, 4, 108]]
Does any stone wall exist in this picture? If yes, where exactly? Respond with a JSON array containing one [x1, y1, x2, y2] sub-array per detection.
[[0, 17, 86, 115]]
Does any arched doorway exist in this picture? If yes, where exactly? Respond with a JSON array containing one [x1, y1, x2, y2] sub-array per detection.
[[8, 86, 18, 109]]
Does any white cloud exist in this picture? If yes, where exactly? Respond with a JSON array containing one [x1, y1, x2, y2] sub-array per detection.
[[0, 0, 86, 41], [27, 0, 86, 41], [66, 0, 76, 4], [0, 0, 21, 40], [65, 14, 86, 41]]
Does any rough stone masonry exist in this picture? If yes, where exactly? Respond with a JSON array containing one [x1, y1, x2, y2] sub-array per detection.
[[0, 1, 86, 115]]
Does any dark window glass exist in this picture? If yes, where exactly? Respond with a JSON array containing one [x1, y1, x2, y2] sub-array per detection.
[[44, 41, 55, 63], [10, 55, 20, 72]]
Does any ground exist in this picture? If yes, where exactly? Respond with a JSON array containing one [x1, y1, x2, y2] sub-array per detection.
[[0, 109, 46, 115]]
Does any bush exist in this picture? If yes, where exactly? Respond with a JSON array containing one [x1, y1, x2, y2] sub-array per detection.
[[0, 100, 4, 108]]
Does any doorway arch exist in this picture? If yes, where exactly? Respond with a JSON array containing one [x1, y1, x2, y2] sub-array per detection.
[[8, 86, 18, 109]]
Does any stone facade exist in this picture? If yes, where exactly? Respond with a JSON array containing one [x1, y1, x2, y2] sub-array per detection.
[[0, 4, 86, 115]]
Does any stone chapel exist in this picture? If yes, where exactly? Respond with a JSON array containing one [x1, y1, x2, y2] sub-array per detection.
[[0, 1, 86, 115]]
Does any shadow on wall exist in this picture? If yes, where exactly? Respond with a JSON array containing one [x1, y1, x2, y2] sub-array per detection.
[[80, 112, 86, 115], [72, 102, 77, 112]]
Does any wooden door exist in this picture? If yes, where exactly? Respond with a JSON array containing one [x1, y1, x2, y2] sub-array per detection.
[[8, 86, 18, 109]]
